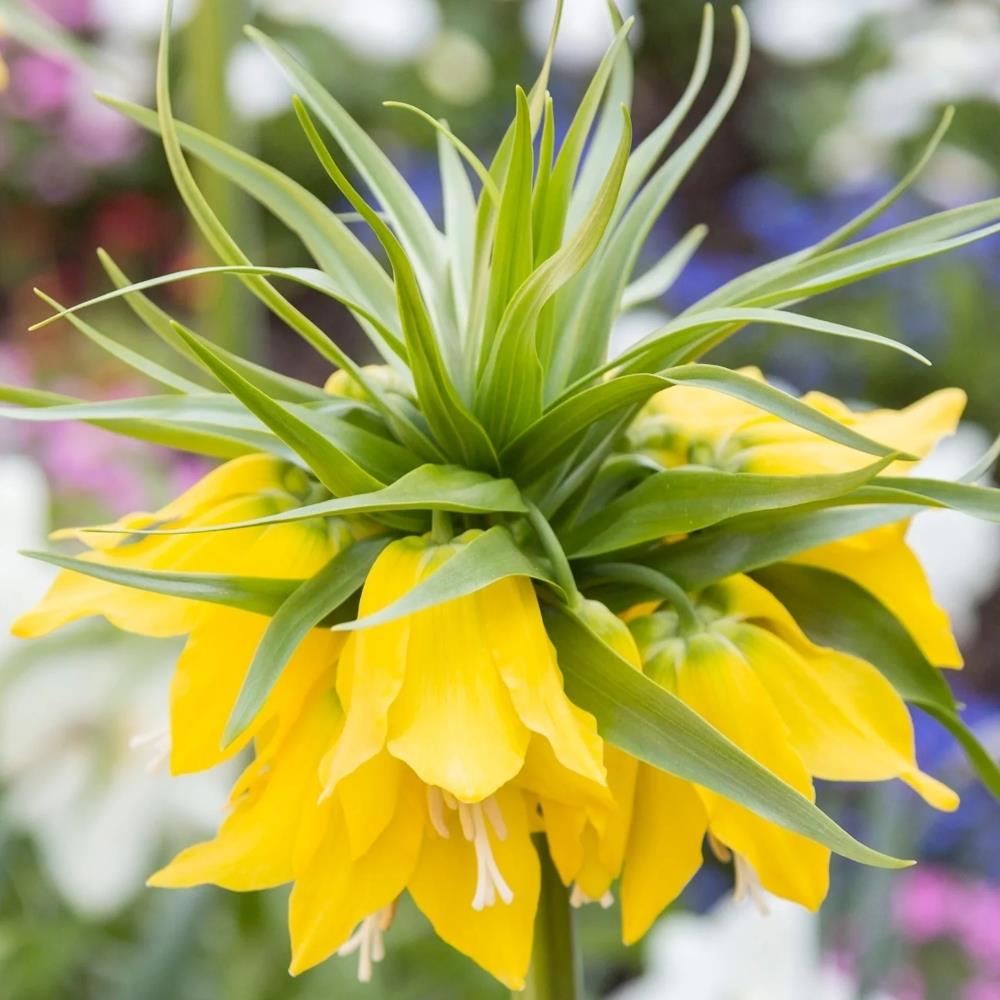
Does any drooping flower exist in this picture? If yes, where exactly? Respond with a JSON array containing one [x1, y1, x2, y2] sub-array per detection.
[[632, 372, 966, 668], [149, 531, 610, 988], [616, 572, 958, 944], [12, 454, 348, 771]]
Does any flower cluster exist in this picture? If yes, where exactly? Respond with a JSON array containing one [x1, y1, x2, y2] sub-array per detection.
[[6, 2, 1000, 993]]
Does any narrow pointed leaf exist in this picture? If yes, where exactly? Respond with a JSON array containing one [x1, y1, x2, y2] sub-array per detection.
[[565, 457, 895, 557], [334, 526, 559, 632], [77, 465, 527, 537], [224, 537, 392, 744], [544, 605, 911, 868], [22, 550, 300, 616]]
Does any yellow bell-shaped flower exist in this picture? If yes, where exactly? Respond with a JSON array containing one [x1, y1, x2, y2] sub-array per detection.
[[12, 454, 346, 772]]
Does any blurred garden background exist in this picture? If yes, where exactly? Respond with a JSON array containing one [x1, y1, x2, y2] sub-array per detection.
[[1, 0, 999, 997]]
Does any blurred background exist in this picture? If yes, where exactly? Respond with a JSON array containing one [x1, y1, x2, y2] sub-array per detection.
[[1, 0, 999, 997]]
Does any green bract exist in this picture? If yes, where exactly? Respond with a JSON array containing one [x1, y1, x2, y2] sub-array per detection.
[[9, 1, 1000, 873]]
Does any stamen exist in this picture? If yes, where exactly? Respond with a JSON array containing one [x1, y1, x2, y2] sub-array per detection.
[[338, 904, 395, 983], [707, 832, 732, 863], [426, 787, 450, 838], [733, 854, 770, 916], [129, 723, 170, 774], [569, 884, 615, 909], [435, 791, 514, 910]]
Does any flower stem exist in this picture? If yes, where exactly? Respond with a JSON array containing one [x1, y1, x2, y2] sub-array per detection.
[[431, 509, 453, 543], [590, 562, 700, 636], [524, 501, 581, 605], [521, 835, 580, 1000]]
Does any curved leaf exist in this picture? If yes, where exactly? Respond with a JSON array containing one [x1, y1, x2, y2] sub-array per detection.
[[544, 605, 910, 868], [334, 526, 559, 632], [21, 550, 299, 617], [564, 457, 895, 557], [77, 464, 527, 537], [223, 537, 392, 744]]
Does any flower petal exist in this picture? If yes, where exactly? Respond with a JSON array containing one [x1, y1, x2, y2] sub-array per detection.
[[621, 764, 706, 944]]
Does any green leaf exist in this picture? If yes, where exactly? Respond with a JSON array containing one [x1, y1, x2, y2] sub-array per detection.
[[509, 363, 907, 484], [334, 526, 559, 631], [99, 96, 402, 367], [566, 0, 635, 230], [437, 122, 478, 332], [0, 383, 274, 459], [31, 263, 406, 363], [154, 3, 414, 443], [700, 196, 1000, 314], [564, 457, 894, 557], [78, 464, 528, 537], [98, 250, 330, 403], [293, 97, 496, 471], [481, 87, 536, 355], [621, 225, 708, 312], [648, 504, 915, 590], [544, 605, 910, 868], [551, 6, 744, 392], [754, 564, 1000, 800], [246, 26, 447, 317], [223, 538, 391, 744], [33, 289, 205, 395], [851, 476, 1000, 521], [532, 18, 634, 272], [22, 550, 300, 617], [809, 107, 954, 256], [170, 323, 414, 494], [479, 108, 633, 445]]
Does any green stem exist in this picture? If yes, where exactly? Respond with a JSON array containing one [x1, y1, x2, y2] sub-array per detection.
[[591, 562, 699, 635], [521, 835, 580, 1000], [431, 509, 454, 543], [524, 501, 581, 605]]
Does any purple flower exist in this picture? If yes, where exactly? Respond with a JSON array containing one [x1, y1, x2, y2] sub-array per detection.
[[7, 53, 75, 118]]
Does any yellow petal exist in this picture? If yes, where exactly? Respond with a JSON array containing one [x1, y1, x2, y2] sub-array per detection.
[[169, 608, 340, 773], [321, 539, 425, 791], [386, 591, 529, 801], [728, 623, 958, 811], [335, 750, 407, 859], [408, 784, 539, 990], [288, 770, 425, 975], [149, 686, 338, 891], [621, 764, 706, 944], [675, 633, 830, 910], [478, 576, 606, 789], [793, 525, 963, 668]]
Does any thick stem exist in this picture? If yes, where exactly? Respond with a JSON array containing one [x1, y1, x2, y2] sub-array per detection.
[[520, 835, 580, 1000]]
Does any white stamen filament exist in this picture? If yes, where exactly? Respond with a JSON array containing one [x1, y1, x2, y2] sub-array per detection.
[[429, 789, 513, 910], [426, 787, 450, 838], [338, 905, 395, 983], [569, 884, 615, 909], [128, 723, 170, 774], [733, 854, 770, 916]]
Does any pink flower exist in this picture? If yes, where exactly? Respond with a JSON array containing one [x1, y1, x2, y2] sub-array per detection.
[[893, 867, 959, 942], [8, 53, 75, 117]]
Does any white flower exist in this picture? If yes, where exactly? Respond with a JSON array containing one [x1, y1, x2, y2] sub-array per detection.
[[522, 0, 639, 72], [610, 894, 892, 1000], [0, 456, 231, 918], [908, 422, 1000, 645], [227, 40, 293, 121], [261, 0, 441, 65], [0, 457, 52, 661]]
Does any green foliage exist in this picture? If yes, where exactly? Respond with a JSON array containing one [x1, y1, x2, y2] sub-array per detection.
[[12, 0, 1000, 872]]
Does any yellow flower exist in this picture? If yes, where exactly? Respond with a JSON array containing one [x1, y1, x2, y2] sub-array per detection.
[[323, 532, 606, 804], [616, 573, 958, 943], [634, 373, 966, 667], [150, 536, 611, 988], [12, 454, 346, 772]]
